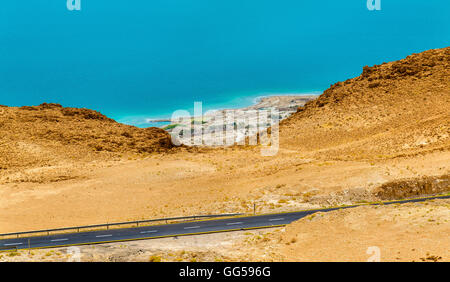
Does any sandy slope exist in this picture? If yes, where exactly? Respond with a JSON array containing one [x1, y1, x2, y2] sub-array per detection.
[[238, 199, 450, 262], [279, 48, 449, 160]]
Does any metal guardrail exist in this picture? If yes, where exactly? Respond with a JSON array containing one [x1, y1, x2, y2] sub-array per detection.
[[0, 245, 17, 251], [0, 213, 243, 239]]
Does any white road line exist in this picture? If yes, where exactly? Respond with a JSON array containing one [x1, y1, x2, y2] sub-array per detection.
[[4, 242, 23, 246], [51, 238, 69, 242], [95, 234, 113, 238], [140, 230, 158, 234], [269, 218, 285, 221], [183, 226, 200, 230], [226, 222, 243, 225]]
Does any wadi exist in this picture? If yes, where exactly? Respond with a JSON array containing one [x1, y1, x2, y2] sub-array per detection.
[[0, 47, 449, 261]]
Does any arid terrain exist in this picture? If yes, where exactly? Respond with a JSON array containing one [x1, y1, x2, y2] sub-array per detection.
[[0, 47, 449, 261]]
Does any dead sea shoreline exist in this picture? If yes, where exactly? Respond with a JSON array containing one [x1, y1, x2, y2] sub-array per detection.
[[146, 94, 320, 127]]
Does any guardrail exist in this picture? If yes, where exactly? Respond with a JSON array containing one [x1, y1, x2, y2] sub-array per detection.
[[0, 245, 17, 251], [0, 213, 243, 240]]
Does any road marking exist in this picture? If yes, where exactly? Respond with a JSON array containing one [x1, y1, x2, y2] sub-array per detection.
[[51, 238, 69, 242], [140, 230, 158, 234], [226, 222, 243, 225], [95, 234, 113, 238], [4, 242, 23, 246], [269, 218, 285, 221], [184, 226, 200, 230]]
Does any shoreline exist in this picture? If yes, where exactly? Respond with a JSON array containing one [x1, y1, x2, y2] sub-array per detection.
[[144, 92, 320, 126], [161, 94, 319, 145]]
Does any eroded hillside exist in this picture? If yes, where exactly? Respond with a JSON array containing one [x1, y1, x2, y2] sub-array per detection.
[[0, 103, 173, 182], [280, 47, 449, 160]]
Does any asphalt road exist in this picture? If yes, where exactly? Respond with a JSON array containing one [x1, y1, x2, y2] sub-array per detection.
[[1, 195, 448, 251]]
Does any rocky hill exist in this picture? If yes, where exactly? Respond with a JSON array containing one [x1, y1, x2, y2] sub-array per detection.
[[0, 103, 173, 173], [280, 47, 450, 160]]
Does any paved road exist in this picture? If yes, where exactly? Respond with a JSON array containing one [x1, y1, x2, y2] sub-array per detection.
[[1, 195, 448, 251]]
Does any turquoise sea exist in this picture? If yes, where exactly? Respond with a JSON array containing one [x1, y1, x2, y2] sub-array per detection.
[[1, 1, 449, 127]]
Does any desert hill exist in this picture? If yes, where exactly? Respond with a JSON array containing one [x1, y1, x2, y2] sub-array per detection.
[[280, 47, 449, 160], [0, 103, 173, 175]]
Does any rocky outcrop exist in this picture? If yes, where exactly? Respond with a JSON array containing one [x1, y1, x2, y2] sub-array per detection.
[[373, 174, 449, 200]]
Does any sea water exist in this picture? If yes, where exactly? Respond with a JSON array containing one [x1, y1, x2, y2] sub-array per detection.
[[0, 1, 448, 127]]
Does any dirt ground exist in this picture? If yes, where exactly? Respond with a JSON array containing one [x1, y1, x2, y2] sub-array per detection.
[[239, 199, 450, 262], [1, 148, 448, 233]]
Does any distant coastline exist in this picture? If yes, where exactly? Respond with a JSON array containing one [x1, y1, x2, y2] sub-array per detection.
[[139, 92, 321, 128], [159, 93, 319, 146]]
